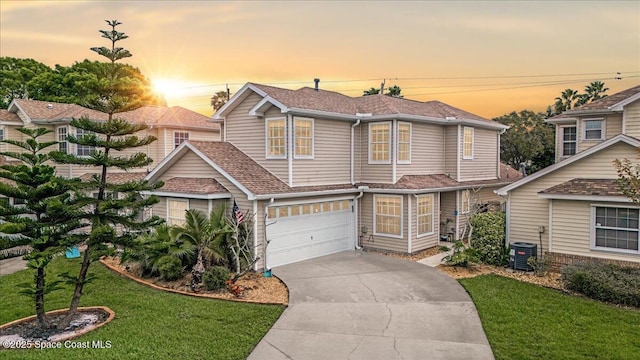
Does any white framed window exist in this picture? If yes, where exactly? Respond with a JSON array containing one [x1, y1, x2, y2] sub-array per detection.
[[167, 199, 189, 226], [0, 127, 4, 141], [266, 118, 286, 159], [461, 190, 470, 214], [417, 194, 434, 237], [0, 127, 5, 151], [397, 122, 411, 164], [583, 119, 604, 140], [57, 126, 68, 153], [369, 122, 391, 164], [592, 205, 639, 254], [561, 125, 577, 156], [75, 128, 95, 157], [174, 131, 189, 148], [294, 117, 314, 159], [463, 127, 474, 159], [374, 195, 402, 237]]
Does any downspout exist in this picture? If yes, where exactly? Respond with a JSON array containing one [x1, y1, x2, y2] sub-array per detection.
[[351, 118, 361, 185], [498, 128, 506, 179], [392, 119, 397, 183], [253, 200, 259, 271], [354, 190, 365, 250], [456, 124, 461, 181], [263, 198, 275, 271], [287, 114, 293, 186]]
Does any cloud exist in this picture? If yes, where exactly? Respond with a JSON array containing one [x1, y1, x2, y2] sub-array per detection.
[[1, 30, 88, 45]]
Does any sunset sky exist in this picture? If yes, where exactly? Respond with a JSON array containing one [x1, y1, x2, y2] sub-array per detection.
[[1, 0, 639, 118]]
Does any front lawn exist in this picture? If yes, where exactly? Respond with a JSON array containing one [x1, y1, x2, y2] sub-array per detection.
[[0, 256, 284, 360], [460, 275, 640, 360]]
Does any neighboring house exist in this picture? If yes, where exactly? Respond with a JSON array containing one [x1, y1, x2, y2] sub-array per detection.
[[145, 82, 521, 270], [497, 84, 640, 268], [0, 99, 220, 178]]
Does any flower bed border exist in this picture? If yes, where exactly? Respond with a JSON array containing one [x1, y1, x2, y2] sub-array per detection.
[[99, 259, 288, 305]]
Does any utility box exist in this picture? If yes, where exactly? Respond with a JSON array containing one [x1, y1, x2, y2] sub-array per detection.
[[509, 242, 537, 271]]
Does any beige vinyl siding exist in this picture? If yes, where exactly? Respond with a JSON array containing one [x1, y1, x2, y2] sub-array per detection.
[[151, 198, 225, 224], [360, 122, 392, 183], [188, 199, 209, 214], [459, 127, 498, 181], [578, 115, 621, 152], [624, 100, 640, 137], [292, 118, 351, 186], [161, 128, 220, 158], [552, 200, 639, 263], [412, 193, 440, 252], [396, 123, 445, 177], [224, 92, 288, 181], [508, 142, 639, 253], [444, 126, 458, 180], [360, 193, 408, 253]]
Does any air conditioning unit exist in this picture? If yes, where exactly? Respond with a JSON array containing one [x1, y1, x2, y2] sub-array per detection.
[[509, 242, 537, 271]]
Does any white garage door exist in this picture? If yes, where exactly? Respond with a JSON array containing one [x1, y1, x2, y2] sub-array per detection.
[[266, 198, 354, 268]]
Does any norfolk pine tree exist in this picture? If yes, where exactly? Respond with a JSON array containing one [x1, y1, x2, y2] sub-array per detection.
[[0, 128, 84, 329], [50, 20, 163, 322]]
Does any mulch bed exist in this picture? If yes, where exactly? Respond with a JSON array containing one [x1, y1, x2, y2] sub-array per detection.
[[100, 257, 288, 305]]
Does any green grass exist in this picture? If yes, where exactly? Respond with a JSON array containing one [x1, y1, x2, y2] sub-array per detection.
[[0, 257, 284, 359], [460, 275, 640, 360]]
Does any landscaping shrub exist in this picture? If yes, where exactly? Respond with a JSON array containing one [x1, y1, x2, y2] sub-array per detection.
[[156, 255, 183, 281], [561, 262, 640, 307], [204, 266, 230, 291], [469, 212, 507, 265], [442, 241, 479, 267]]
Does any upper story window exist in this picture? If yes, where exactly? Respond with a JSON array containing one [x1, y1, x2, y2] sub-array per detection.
[[174, 131, 189, 148], [369, 122, 391, 164], [294, 117, 314, 159], [75, 128, 95, 157], [57, 126, 68, 153], [562, 126, 577, 156], [374, 195, 402, 237], [397, 122, 411, 164], [417, 194, 434, 236], [463, 127, 474, 159], [266, 118, 286, 159], [593, 206, 639, 254], [583, 119, 604, 140]]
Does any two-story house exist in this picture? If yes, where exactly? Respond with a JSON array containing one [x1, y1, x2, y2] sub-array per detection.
[[144, 82, 520, 270], [497, 84, 640, 268], [0, 99, 219, 204]]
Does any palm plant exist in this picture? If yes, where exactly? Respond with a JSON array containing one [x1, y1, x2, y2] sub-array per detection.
[[554, 88, 580, 114], [169, 206, 232, 286], [584, 80, 609, 102]]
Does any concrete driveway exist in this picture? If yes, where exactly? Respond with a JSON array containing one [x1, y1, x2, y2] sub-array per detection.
[[248, 251, 493, 360]]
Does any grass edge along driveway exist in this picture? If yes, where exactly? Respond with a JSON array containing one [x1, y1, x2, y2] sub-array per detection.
[[0, 257, 284, 360], [460, 274, 640, 360]]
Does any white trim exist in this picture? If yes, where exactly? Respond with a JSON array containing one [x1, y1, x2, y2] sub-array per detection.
[[590, 204, 640, 255], [609, 92, 640, 111], [392, 119, 397, 182], [416, 193, 435, 238], [373, 194, 403, 239], [581, 118, 605, 141], [456, 124, 461, 181], [266, 195, 354, 208], [505, 195, 511, 246], [287, 114, 293, 186], [396, 121, 411, 164], [455, 190, 460, 240], [253, 200, 259, 271], [622, 109, 627, 135], [265, 117, 287, 160], [497, 132, 501, 179], [173, 130, 190, 149], [408, 194, 412, 252], [559, 124, 577, 158], [462, 126, 474, 160], [538, 193, 631, 202], [208, 199, 213, 214], [293, 116, 314, 159], [548, 199, 553, 253], [368, 121, 392, 164], [496, 134, 640, 196], [166, 198, 189, 226], [56, 125, 68, 154], [143, 191, 231, 200], [249, 96, 290, 117]]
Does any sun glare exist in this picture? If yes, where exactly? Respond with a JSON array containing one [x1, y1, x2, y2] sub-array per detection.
[[152, 78, 190, 98]]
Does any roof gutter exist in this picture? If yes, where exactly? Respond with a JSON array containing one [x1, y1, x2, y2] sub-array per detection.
[[254, 187, 360, 201]]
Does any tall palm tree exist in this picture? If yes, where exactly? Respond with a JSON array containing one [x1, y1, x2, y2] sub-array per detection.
[[170, 206, 232, 287], [554, 88, 579, 114], [584, 80, 609, 101]]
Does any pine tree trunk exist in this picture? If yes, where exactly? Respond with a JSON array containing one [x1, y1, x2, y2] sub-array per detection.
[[35, 267, 50, 329], [62, 247, 91, 326]]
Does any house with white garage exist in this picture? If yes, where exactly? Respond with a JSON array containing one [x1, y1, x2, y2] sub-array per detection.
[[144, 82, 521, 270], [497, 84, 640, 268]]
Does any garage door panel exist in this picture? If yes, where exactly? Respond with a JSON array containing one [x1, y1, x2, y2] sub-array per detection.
[[266, 201, 354, 268]]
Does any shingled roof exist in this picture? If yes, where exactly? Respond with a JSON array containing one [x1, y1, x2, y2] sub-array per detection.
[[0, 110, 21, 123], [538, 178, 623, 197], [160, 177, 229, 195], [8, 99, 218, 130], [568, 85, 640, 112]]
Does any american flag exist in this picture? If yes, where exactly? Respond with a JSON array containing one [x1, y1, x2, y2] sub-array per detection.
[[233, 200, 244, 224]]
